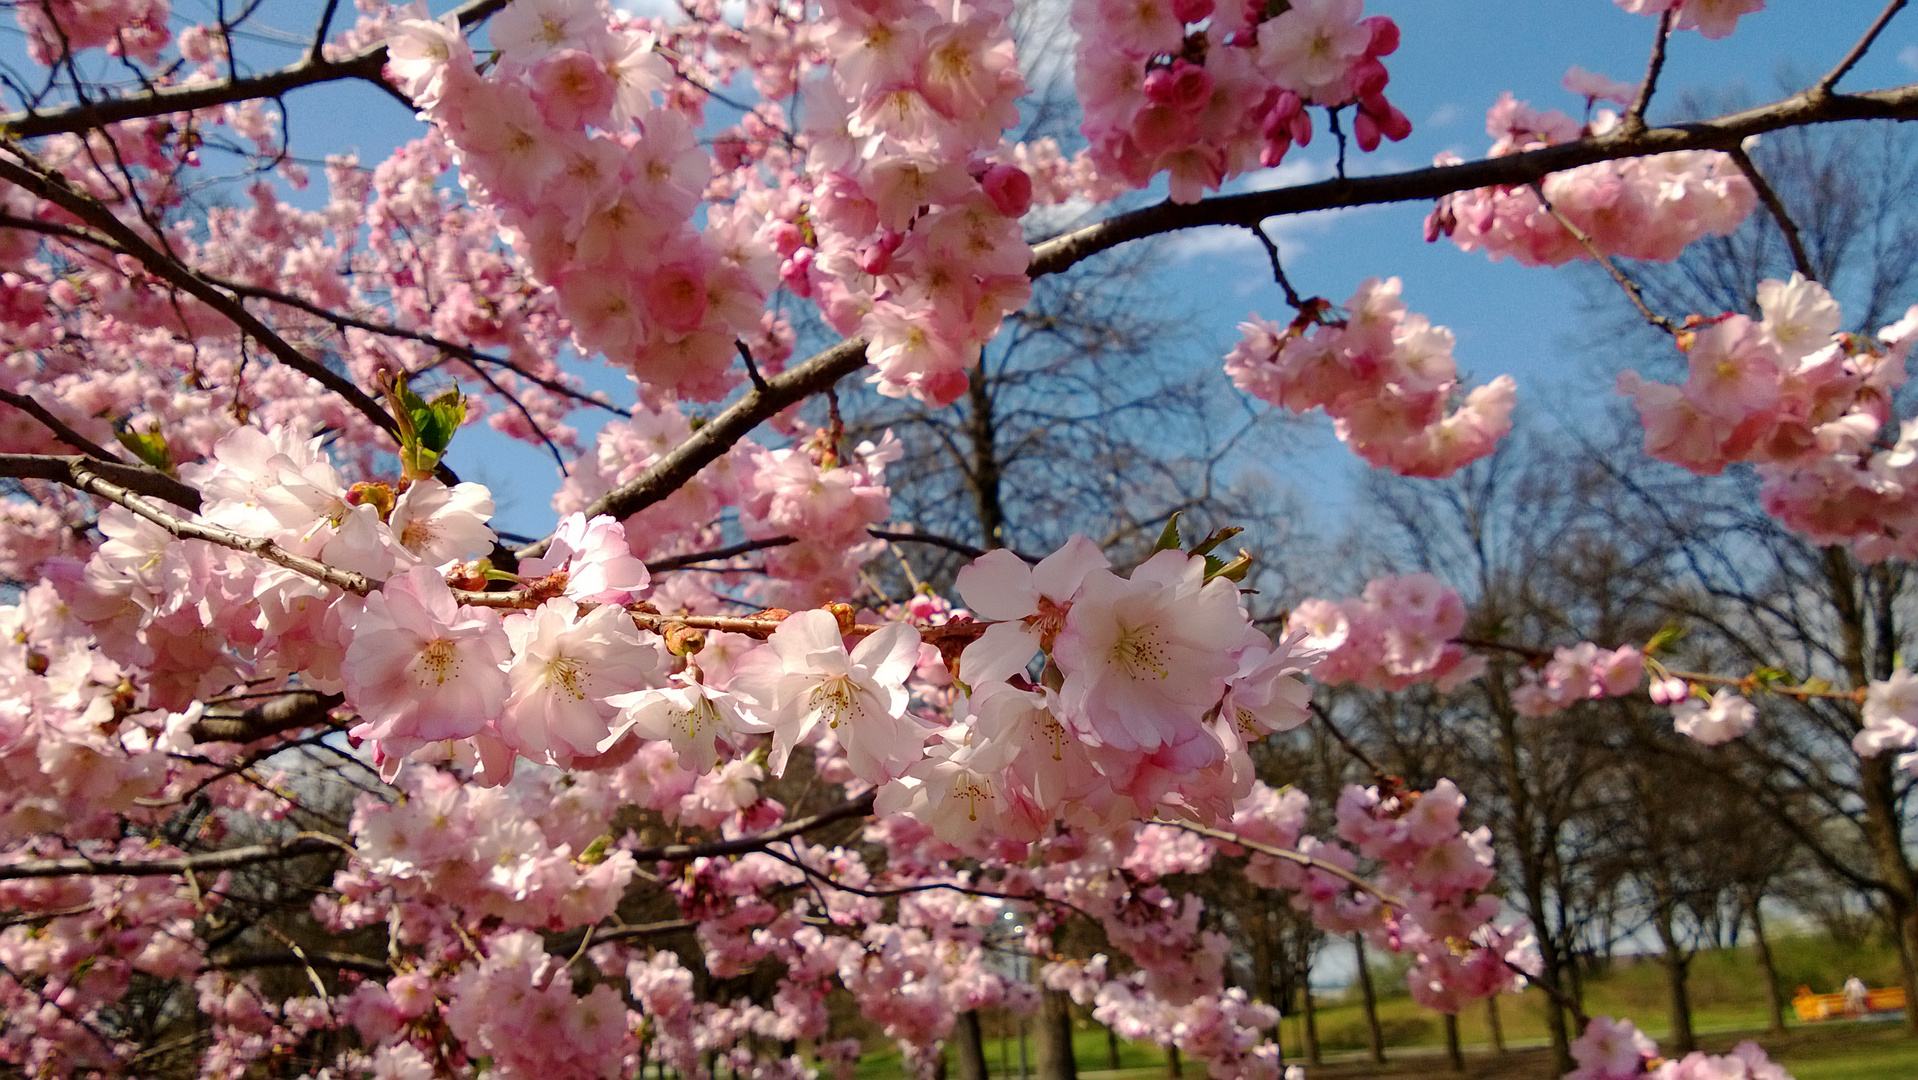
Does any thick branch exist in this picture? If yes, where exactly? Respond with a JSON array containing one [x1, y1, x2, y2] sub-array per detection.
[[1027, 82, 1918, 277], [189, 691, 345, 743], [518, 337, 870, 559], [0, 0, 515, 139], [0, 452, 202, 510], [0, 835, 341, 880]]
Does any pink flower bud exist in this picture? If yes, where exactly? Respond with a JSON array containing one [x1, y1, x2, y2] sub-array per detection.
[[1650, 676, 1689, 705], [981, 164, 1033, 218], [768, 221, 805, 257], [1171, 0, 1214, 23], [1363, 15, 1400, 56]]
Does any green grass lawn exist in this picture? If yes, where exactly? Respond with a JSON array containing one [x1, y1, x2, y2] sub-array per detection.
[[851, 934, 1914, 1079]]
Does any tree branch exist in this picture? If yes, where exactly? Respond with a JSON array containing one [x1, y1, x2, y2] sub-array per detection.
[[1727, 144, 1816, 281], [627, 790, 877, 862], [0, 151, 401, 441], [1816, 0, 1908, 98], [188, 690, 345, 743], [1623, 8, 1676, 134], [0, 452, 203, 510], [0, 388, 123, 461], [1026, 82, 1918, 278], [518, 337, 870, 559], [0, 835, 343, 880], [0, 0, 515, 139]]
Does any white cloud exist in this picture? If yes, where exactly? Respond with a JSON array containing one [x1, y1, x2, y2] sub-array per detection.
[[1901, 43, 1918, 72], [1426, 103, 1460, 128]]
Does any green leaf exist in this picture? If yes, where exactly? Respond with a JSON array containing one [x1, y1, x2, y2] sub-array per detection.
[[1645, 623, 1686, 655], [114, 426, 174, 473], [1153, 512, 1184, 553], [1204, 550, 1254, 584], [416, 389, 466, 455], [1189, 526, 1243, 559]]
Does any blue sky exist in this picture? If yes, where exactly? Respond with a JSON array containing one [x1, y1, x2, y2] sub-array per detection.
[[8, 2, 1916, 538]]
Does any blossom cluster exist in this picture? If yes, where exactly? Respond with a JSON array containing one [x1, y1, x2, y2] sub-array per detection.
[[1073, 0, 1410, 203], [1285, 572, 1485, 690], [877, 537, 1317, 843], [1511, 642, 1646, 716], [1566, 1016, 1790, 1080], [1851, 668, 1918, 773], [1618, 276, 1918, 560], [1224, 278, 1517, 478], [1427, 94, 1756, 266]]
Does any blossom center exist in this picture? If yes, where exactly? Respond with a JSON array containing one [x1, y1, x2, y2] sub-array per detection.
[[418, 639, 460, 685], [1109, 623, 1170, 680]]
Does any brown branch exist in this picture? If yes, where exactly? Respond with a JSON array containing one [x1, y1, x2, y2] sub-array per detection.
[[1623, 8, 1676, 134], [1529, 181, 1676, 335], [217, 276, 631, 419], [577, 920, 699, 945], [0, 0, 515, 139], [517, 336, 870, 559], [0, 834, 343, 880], [645, 535, 798, 572], [1727, 144, 1816, 281], [0, 387, 123, 461], [1816, 0, 1909, 98], [0, 151, 401, 441], [57, 458, 374, 593], [1310, 700, 1394, 787], [210, 949, 391, 978], [0, 452, 203, 510], [627, 790, 877, 862], [1026, 82, 1918, 278], [1150, 819, 1405, 907], [188, 691, 345, 743]]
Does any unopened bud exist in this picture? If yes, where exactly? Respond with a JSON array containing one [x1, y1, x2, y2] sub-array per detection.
[[827, 603, 858, 635], [663, 624, 707, 657]]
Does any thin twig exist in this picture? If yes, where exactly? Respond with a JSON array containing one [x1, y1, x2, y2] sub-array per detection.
[[626, 791, 878, 862], [1149, 819, 1405, 907], [1528, 182, 1676, 335], [1624, 8, 1676, 133], [1727, 144, 1816, 281], [1246, 224, 1305, 310], [1309, 700, 1394, 787], [1816, 0, 1909, 98]]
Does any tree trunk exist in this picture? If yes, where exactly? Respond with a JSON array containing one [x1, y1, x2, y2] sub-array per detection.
[[1033, 988, 1076, 1080], [1301, 969, 1322, 1066], [1488, 664, 1574, 1072], [1106, 1027, 1120, 1070], [1486, 995, 1507, 1055], [1165, 1046, 1182, 1079], [1749, 899, 1788, 1034], [1443, 1013, 1464, 1073], [955, 1010, 989, 1080], [1829, 549, 1918, 1038], [1352, 932, 1387, 1064], [1654, 902, 1696, 1055], [967, 366, 1006, 550]]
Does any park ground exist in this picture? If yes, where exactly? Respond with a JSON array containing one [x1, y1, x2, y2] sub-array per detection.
[[854, 933, 1918, 1079]]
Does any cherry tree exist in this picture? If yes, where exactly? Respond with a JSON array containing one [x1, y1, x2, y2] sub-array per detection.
[[0, 0, 1913, 1078]]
